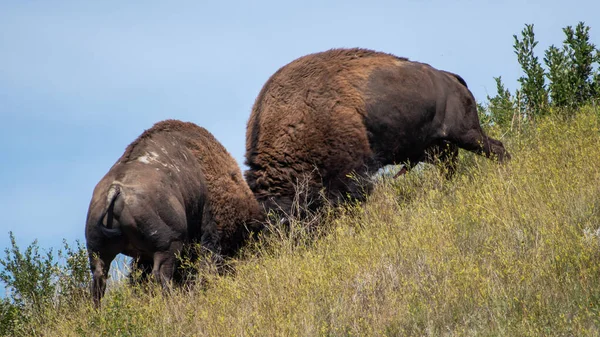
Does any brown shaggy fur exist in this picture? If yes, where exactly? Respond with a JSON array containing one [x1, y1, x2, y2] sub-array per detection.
[[245, 48, 510, 217], [85, 119, 263, 307]]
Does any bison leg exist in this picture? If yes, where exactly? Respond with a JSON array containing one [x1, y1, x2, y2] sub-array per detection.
[[129, 258, 153, 286], [151, 240, 184, 291], [199, 229, 225, 273], [424, 141, 459, 179], [89, 250, 117, 308], [393, 166, 408, 178]]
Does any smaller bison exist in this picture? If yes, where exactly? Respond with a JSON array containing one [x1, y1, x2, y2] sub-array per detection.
[[245, 48, 510, 218], [85, 120, 263, 307]]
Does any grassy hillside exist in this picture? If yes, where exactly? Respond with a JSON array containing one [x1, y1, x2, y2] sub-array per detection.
[[8, 107, 600, 336]]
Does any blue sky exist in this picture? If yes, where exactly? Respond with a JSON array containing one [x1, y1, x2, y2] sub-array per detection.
[[0, 0, 598, 276]]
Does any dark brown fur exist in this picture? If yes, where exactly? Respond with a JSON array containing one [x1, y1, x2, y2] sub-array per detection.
[[245, 48, 510, 217], [85, 119, 263, 307]]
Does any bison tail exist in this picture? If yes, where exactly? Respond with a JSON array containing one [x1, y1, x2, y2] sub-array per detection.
[[98, 184, 123, 238]]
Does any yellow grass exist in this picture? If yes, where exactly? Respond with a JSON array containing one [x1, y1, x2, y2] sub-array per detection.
[[34, 107, 600, 336]]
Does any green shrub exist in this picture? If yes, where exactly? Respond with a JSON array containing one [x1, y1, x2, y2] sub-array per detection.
[[486, 22, 600, 132], [0, 234, 90, 336], [514, 24, 549, 116]]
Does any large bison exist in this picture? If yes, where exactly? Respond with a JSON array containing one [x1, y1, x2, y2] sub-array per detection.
[[85, 119, 263, 307], [245, 48, 510, 217]]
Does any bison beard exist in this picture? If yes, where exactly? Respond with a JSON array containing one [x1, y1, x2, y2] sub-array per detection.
[[85, 119, 263, 308], [244, 47, 510, 219]]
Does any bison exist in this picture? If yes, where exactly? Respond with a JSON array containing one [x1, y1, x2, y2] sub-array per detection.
[[85, 119, 263, 307], [245, 48, 510, 217]]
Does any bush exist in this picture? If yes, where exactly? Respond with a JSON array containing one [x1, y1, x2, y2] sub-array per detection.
[[485, 76, 519, 130], [0, 233, 57, 316], [514, 24, 549, 116], [0, 233, 90, 336], [485, 21, 600, 132]]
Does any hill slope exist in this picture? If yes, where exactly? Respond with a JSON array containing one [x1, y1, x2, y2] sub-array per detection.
[[24, 107, 600, 336]]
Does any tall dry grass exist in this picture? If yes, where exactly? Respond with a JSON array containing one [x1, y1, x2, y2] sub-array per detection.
[[33, 107, 600, 336]]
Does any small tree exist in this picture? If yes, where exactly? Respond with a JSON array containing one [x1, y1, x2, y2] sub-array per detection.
[[513, 24, 549, 116], [492, 22, 599, 123], [0, 233, 91, 336], [563, 22, 600, 105], [0, 297, 22, 336], [487, 76, 516, 129], [544, 45, 575, 108], [0, 233, 57, 315], [56, 240, 91, 303], [476, 102, 492, 131]]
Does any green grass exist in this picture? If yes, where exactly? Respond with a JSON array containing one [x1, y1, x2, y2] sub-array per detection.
[[13, 106, 600, 336]]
